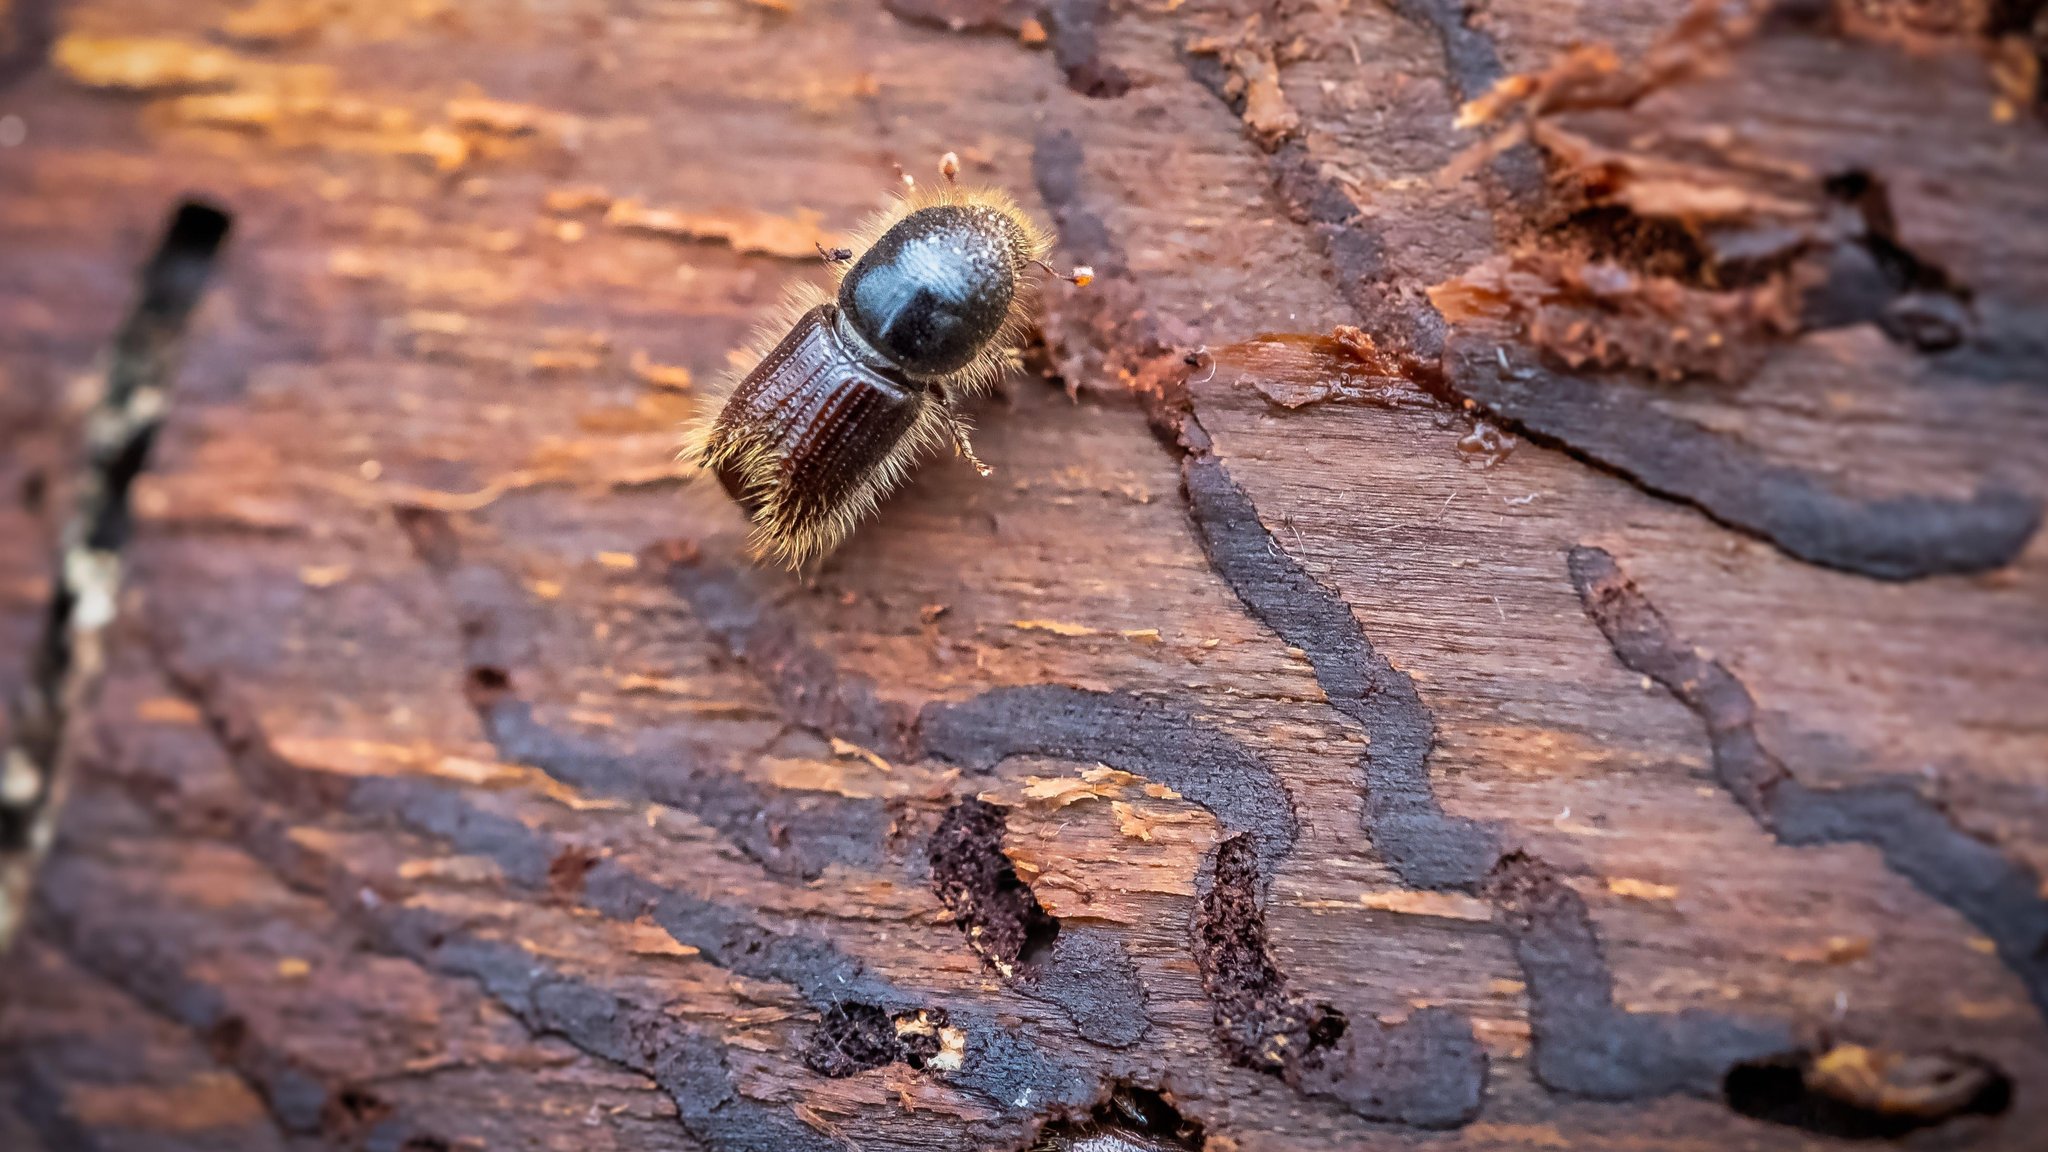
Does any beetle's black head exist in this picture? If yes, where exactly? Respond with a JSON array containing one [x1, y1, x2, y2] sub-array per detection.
[[838, 204, 1028, 379]]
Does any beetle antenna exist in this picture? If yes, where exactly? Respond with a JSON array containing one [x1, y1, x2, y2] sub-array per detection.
[[1031, 259, 1094, 288], [948, 419, 993, 477]]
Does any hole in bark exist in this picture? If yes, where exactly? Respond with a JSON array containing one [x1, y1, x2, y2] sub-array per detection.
[[137, 202, 234, 330], [1306, 1003, 1347, 1049], [928, 798, 1060, 974], [801, 1003, 959, 1078], [1031, 1083, 1206, 1150], [338, 1087, 383, 1118], [1991, 0, 2048, 32], [1818, 169, 1972, 350], [324, 1085, 394, 1135], [895, 1016, 948, 1070], [1547, 204, 1715, 286], [1192, 833, 1343, 1074], [804, 1003, 898, 1076], [1725, 1046, 2012, 1138], [1767, 0, 1837, 29], [88, 428, 155, 552], [464, 665, 513, 710], [1822, 171, 1957, 297], [205, 1014, 248, 1061], [1538, 155, 1973, 355]]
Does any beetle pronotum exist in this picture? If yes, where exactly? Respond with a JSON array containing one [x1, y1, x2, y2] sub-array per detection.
[[685, 155, 1088, 567]]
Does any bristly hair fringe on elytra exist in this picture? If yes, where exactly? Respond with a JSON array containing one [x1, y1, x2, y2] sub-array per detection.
[[681, 180, 1053, 569]]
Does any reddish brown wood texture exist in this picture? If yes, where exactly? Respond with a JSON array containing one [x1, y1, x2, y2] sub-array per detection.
[[2, 0, 2046, 1149]]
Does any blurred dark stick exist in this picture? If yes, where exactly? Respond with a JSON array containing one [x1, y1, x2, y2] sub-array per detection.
[[0, 201, 230, 952]]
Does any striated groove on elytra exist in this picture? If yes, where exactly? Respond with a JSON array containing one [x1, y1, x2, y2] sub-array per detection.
[[1569, 544, 2048, 1019]]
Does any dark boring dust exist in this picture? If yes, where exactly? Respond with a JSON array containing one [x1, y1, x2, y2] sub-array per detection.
[[928, 798, 1060, 972], [1047, 0, 1130, 98], [1489, 844, 2004, 1134], [1039, 107, 1785, 1115], [1016, 928, 1150, 1048], [1386, 0, 1508, 102], [1031, 127, 1194, 426], [1192, 836, 1336, 1076], [665, 548, 921, 762], [413, 543, 901, 880], [1524, 163, 1973, 363], [662, 554, 1160, 1041], [1192, 836, 1485, 1127], [803, 1003, 953, 1078]]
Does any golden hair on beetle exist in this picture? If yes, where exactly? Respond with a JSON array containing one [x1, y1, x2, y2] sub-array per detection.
[[683, 159, 1068, 569]]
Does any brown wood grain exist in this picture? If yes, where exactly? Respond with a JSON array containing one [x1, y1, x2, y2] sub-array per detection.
[[2, 0, 2044, 1149]]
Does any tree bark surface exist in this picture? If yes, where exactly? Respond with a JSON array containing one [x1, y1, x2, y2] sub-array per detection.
[[2, 0, 2046, 1149]]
